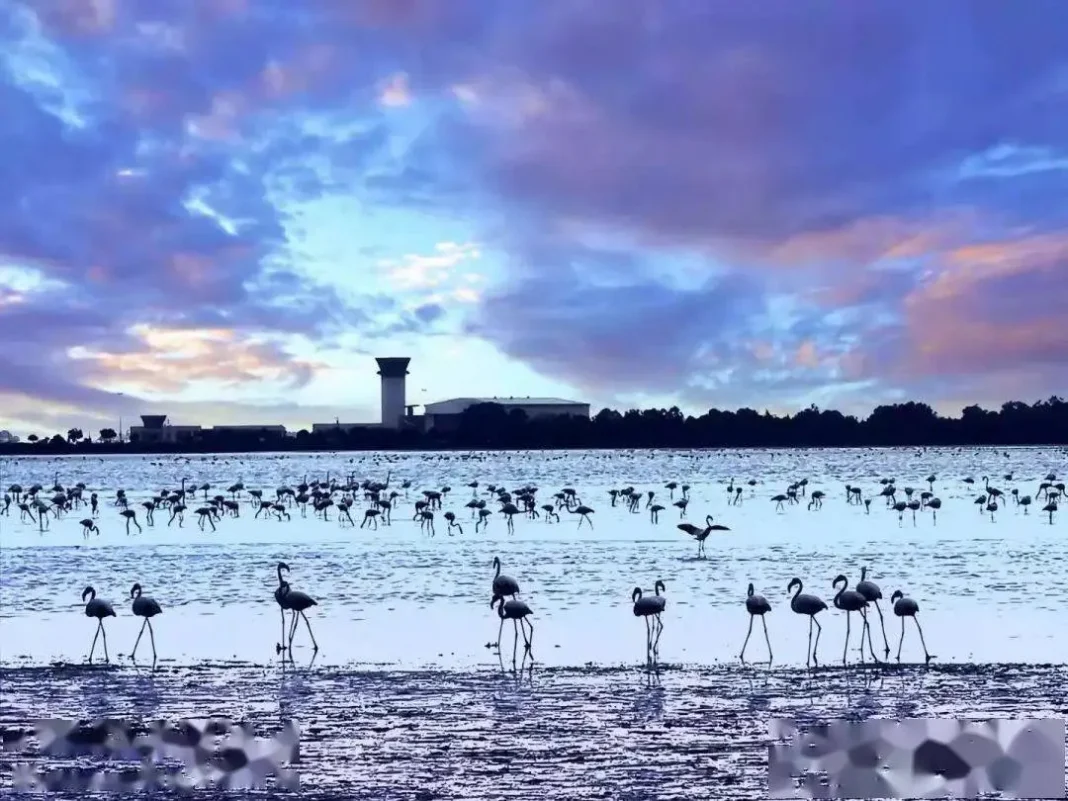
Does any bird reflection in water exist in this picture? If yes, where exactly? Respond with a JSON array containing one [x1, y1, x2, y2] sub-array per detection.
[[127, 661, 163, 715], [633, 683, 665, 723], [743, 666, 772, 711], [842, 668, 881, 717], [280, 648, 318, 673], [496, 645, 534, 683]]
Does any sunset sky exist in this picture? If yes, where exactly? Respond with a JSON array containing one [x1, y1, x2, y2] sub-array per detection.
[[1, 0, 1066, 436]]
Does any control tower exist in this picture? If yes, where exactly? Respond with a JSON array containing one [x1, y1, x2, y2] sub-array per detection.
[[376, 357, 410, 429]]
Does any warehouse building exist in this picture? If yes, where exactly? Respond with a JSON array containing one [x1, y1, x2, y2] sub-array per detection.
[[422, 396, 590, 432]]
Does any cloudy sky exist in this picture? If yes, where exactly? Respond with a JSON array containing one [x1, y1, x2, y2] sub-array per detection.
[[1, 0, 1066, 437]]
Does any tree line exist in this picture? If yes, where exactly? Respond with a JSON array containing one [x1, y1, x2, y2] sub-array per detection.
[[1, 396, 1066, 454]]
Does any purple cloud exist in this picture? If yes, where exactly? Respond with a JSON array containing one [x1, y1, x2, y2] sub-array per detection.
[[4, 0, 1068, 429]]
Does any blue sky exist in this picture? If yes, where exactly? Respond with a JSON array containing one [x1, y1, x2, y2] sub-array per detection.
[[1, 0, 1067, 436]]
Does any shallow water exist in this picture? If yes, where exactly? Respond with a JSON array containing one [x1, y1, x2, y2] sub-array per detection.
[[2, 448, 1067, 797], [2, 662, 1067, 797], [1, 448, 1066, 669]]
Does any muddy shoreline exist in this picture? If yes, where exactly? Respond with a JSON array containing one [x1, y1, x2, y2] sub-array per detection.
[[2, 661, 1066, 799]]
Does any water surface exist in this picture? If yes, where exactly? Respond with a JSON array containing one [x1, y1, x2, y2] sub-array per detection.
[[2, 447, 1065, 668]]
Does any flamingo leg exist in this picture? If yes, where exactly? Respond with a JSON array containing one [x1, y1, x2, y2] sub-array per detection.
[[806, 616, 814, 667], [913, 617, 932, 665], [512, 619, 519, 668], [147, 619, 157, 663], [88, 621, 102, 662], [132, 618, 147, 659], [287, 610, 300, 651], [896, 617, 905, 662], [761, 615, 773, 665], [843, 611, 851, 666], [644, 616, 651, 667], [862, 611, 881, 663], [496, 616, 506, 650], [740, 614, 754, 661], [300, 611, 319, 652], [811, 617, 823, 667], [653, 615, 664, 662], [857, 611, 867, 664], [872, 600, 890, 658], [100, 622, 110, 662], [278, 608, 287, 652], [523, 618, 534, 660]]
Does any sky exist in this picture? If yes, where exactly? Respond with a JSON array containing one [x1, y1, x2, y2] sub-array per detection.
[[1, 0, 1067, 437]]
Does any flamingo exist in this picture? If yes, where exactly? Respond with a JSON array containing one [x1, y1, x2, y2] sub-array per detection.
[[831, 574, 870, 666], [572, 505, 595, 528], [855, 566, 890, 659], [677, 515, 730, 558], [80, 518, 99, 538], [273, 561, 294, 653], [491, 556, 520, 604], [120, 509, 141, 534], [631, 580, 666, 668], [492, 595, 534, 668], [891, 590, 933, 664], [129, 583, 162, 664], [787, 578, 827, 667], [739, 583, 772, 664], [279, 582, 319, 655], [81, 586, 115, 663]]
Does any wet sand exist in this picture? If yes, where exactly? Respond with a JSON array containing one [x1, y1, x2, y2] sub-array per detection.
[[2, 661, 1066, 798]]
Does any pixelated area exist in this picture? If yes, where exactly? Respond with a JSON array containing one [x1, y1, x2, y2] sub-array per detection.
[[1, 717, 300, 791], [768, 717, 1066, 799]]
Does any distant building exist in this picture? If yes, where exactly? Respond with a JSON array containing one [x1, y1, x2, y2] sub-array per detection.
[[0, 430, 20, 444], [210, 424, 287, 437], [311, 422, 378, 435], [127, 416, 287, 443], [423, 397, 590, 432], [126, 415, 203, 444]]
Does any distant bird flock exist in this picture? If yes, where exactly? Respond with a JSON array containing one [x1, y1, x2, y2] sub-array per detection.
[[2, 464, 1063, 670]]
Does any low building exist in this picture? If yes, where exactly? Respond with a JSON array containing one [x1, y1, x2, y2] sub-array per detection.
[[311, 406, 423, 435], [210, 424, 287, 437], [310, 422, 380, 435], [423, 396, 590, 432], [127, 415, 203, 444]]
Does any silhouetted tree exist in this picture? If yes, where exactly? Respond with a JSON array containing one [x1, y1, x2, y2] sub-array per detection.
[[66, 428, 83, 443], [27, 434, 38, 443], [99, 428, 117, 442]]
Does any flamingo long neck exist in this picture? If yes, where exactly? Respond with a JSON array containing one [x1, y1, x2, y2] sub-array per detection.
[[276, 564, 285, 586], [747, 584, 754, 598], [791, 581, 803, 602], [85, 588, 95, 602], [832, 578, 847, 608], [496, 597, 506, 618], [494, 560, 501, 578]]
